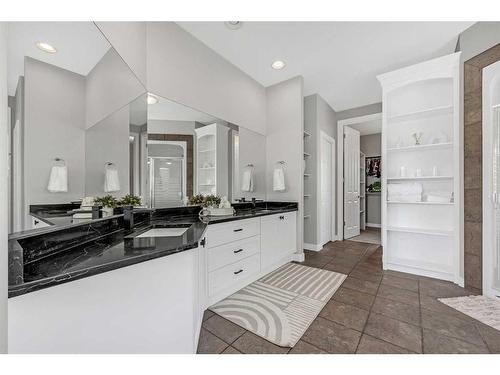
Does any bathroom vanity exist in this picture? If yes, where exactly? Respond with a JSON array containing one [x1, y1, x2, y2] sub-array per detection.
[[8, 203, 298, 353]]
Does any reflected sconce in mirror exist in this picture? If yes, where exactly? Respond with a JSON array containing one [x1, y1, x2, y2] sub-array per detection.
[[104, 162, 120, 193], [47, 157, 68, 193]]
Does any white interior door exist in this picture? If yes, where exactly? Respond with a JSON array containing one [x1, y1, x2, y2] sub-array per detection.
[[320, 132, 335, 245], [483, 60, 500, 298], [344, 126, 360, 239]]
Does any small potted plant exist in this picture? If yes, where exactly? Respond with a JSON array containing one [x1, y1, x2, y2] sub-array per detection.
[[94, 195, 119, 217], [119, 194, 142, 207]]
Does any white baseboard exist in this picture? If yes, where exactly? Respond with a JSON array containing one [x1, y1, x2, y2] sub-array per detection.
[[303, 243, 322, 251], [366, 223, 381, 228], [291, 252, 305, 262]]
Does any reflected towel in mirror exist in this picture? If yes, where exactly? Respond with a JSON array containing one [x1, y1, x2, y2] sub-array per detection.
[[104, 164, 120, 193], [47, 165, 68, 193], [241, 166, 254, 192]]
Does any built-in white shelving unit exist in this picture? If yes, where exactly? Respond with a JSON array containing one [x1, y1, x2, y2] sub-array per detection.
[[377, 52, 461, 285], [194, 123, 229, 197]]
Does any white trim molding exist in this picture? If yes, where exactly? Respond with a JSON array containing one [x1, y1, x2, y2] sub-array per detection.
[[337, 112, 382, 241], [366, 223, 382, 228], [303, 243, 323, 252]]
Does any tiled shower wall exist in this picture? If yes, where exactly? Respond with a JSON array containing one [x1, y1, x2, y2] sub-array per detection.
[[463, 43, 500, 293]]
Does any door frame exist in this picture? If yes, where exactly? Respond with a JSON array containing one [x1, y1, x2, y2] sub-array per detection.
[[337, 112, 382, 241], [318, 131, 336, 245], [482, 60, 500, 298]]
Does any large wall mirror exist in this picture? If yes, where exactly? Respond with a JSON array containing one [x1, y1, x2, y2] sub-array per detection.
[[7, 22, 147, 233], [144, 94, 266, 209], [7, 22, 266, 234]]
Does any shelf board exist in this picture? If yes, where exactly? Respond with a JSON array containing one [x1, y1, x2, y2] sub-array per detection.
[[387, 176, 453, 181], [387, 201, 453, 206], [304, 174, 311, 178], [199, 167, 215, 170], [360, 210, 365, 213], [387, 142, 452, 153], [387, 226, 453, 236], [387, 105, 453, 123], [303, 152, 311, 157], [304, 215, 311, 219], [198, 149, 215, 153], [199, 183, 215, 186], [304, 195, 311, 198], [303, 131, 311, 138]]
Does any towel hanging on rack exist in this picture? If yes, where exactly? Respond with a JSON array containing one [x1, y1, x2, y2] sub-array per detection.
[[241, 164, 254, 192], [104, 163, 120, 193], [47, 158, 68, 193], [273, 161, 286, 192]]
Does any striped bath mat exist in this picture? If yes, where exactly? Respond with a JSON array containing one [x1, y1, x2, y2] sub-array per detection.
[[209, 263, 346, 347]]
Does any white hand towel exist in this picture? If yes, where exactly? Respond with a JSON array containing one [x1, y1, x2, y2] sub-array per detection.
[[47, 165, 68, 193], [104, 165, 120, 193], [273, 166, 286, 192], [241, 167, 254, 192]]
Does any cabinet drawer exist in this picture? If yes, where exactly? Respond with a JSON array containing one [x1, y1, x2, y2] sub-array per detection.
[[208, 254, 260, 297], [205, 218, 259, 248], [208, 235, 260, 272]]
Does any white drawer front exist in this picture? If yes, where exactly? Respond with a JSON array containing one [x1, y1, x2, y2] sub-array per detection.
[[208, 235, 260, 272], [208, 254, 260, 297], [205, 218, 259, 248]]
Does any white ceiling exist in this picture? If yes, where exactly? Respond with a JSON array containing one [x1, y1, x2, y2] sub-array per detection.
[[148, 94, 218, 123], [7, 22, 110, 95], [177, 22, 473, 111], [348, 118, 381, 136]]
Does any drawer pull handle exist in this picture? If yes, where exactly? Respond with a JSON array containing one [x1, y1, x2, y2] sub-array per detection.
[[234, 249, 243, 254], [234, 269, 244, 275], [233, 228, 243, 232], [279, 215, 285, 220]]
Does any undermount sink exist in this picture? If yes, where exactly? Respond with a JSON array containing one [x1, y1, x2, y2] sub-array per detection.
[[135, 223, 192, 238]]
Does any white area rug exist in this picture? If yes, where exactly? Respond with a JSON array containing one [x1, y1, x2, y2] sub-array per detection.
[[209, 263, 347, 347], [439, 295, 500, 330]]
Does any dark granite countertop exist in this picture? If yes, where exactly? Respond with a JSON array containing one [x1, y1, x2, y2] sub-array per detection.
[[8, 216, 207, 298], [9, 202, 298, 298]]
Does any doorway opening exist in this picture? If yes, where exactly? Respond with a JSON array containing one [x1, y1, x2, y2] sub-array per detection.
[[337, 113, 382, 245]]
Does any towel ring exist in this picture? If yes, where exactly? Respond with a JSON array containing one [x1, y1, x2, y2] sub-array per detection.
[[105, 162, 115, 167], [276, 161, 286, 165]]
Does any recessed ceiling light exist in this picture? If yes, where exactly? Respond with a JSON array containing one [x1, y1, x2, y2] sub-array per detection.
[[271, 60, 286, 70], [224, 21, 243, 30], [36, 42, 57, 54], [147, 93, 158, 105]]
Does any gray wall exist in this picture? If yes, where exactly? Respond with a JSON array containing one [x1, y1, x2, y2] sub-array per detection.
[[148, 119, 195, 135], [0, 21, 8, 353], [360, 133, 381, 157], [85, 106, 130, 197], [95, 22, 147, 87], [336, 102, 382, 121], [303, 94, 338, 247], [145, 22, 267, 135], [266, 76, 304, 253], [24, 57, 86, 210], [85, 48, 146, 129]]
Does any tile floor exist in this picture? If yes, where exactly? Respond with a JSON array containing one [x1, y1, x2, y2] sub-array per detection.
[[197, 240, 500, 354], [349, 227, 381, 245]]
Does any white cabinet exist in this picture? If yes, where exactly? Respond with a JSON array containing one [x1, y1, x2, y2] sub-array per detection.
[[205, 212, 297, 305], [377, 52, 461, 284], [261, 211, 297, 272]]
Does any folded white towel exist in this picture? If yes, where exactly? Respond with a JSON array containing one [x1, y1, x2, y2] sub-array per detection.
[[273, 165, 286, 192], [388, 194, 422, 203], [104, 165, 120, 193], [47, 165, 68, 193], [241, 166, 254, 192]]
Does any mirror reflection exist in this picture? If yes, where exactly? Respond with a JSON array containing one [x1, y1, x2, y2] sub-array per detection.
[[7, 22, 147, 233], [145, 94, 267, 209]]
